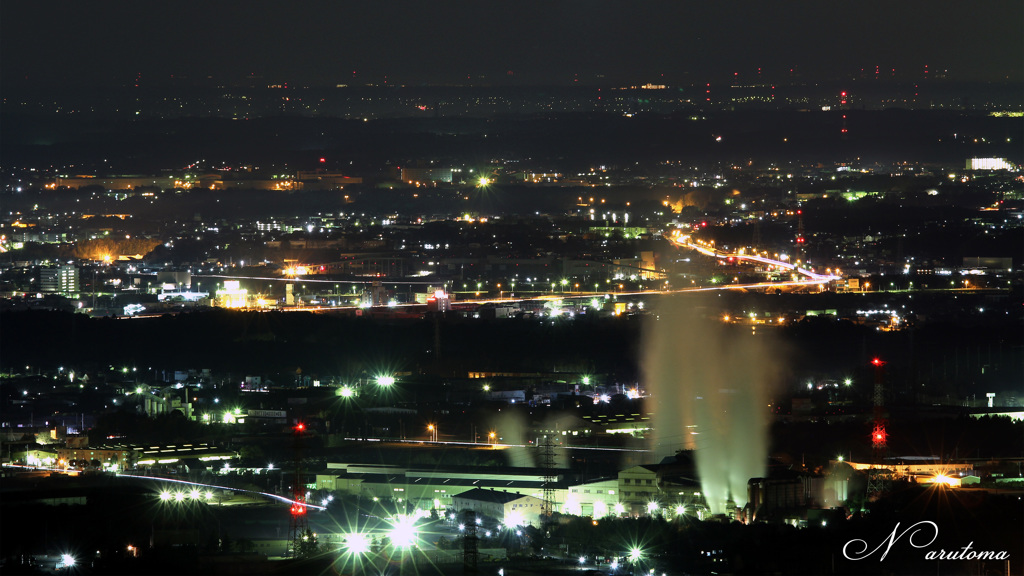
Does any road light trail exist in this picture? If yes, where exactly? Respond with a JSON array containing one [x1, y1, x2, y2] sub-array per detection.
[[116, 471, 326, 510], [125, 233, 840, 318], [666, 230, 841, 283], [347, 438, 650, 452]]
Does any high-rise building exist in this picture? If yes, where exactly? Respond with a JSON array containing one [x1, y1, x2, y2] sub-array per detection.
[[39, 265, 79, 296]]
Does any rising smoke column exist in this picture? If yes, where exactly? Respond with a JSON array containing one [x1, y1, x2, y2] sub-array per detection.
[[644, 294, 781, 513]]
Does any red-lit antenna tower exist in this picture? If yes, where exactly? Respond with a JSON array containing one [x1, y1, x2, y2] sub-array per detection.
[[866, 358, 890, 498], [870, 358, 887, 452], [289, 422, 308, 555], [795, 209, 806, 262]]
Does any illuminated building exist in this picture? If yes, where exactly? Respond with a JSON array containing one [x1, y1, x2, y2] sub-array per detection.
[[316, 463, 568, 517], [217, 280, 249, 308], [451, 488, 546, 528], [966, 158, 1014, 170], [618, 465, 661, 515], [565, 477, 619, 517], [426, 289, 451, 312], [400, 166, 453, 185], [295, 170, 362, 189], [55, 175, 177, 190], [39, 265, 79, 296]]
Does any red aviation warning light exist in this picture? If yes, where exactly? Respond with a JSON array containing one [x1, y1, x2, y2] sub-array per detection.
[[871, 358, 885, 367], [871, 423, 887, 448], [294, 422, 305, 432], [290, 502, 307, 516]]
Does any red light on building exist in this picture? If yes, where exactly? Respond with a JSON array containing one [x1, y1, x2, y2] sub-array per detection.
[[295, 422, 305, 432], [319, 157, 326, 163]]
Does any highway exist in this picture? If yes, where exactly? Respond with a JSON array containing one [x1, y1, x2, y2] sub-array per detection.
[[666, 229, 841, 283], [118, 231, 840, 318]]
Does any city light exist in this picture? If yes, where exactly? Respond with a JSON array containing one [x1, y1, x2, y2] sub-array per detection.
[[930, 474, 959, 487], [504, 510, 526, 528], [345, 532, 370, 554], [376, 375, 396, 386], [388, 514, 418, 548]]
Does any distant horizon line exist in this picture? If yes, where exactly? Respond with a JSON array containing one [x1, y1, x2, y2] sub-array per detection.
[[4, 77, 1022, 92]]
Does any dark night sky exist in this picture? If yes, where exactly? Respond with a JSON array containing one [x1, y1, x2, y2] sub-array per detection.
[[2, 0, 1021, 88]]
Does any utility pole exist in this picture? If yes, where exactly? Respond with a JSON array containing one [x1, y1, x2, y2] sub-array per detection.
[[537, 433, 558, 534], [462, 509, 478, 574]]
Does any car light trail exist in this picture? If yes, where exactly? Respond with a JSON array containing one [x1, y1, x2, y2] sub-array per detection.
[[116, 472, 326, 511], [667, 233, 841, 283]]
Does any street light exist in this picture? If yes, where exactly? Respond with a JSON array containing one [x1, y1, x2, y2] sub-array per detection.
[[427, 424, 437, 442], [344, 532, 370, 555]]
